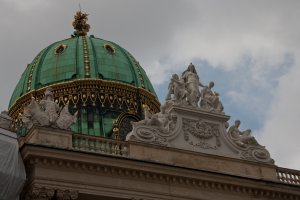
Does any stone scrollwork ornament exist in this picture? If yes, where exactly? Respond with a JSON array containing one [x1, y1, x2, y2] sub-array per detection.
[[20, 88, 78, 130], [240, 147, 272, 163], [126, 104, 178, 146]]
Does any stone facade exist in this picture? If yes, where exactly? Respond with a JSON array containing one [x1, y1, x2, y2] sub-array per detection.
[[18, 64, 300, 200], [19, 126, 300, 200]]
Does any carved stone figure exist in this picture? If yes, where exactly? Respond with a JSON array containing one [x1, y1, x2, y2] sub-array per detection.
[[165, 74, 187, 105], [131, 104, 151, 126], [200, 81, 224, 112], [0, 111, 12, 130], [56, 106, 78, 130], [145, 105, 171, 132], [20, 88, 77, 130], [133, 104, 171, 133], [181, 63, 204, 107], [39, 88, 60, 123], [165, 74, 175, 101], [20, 97, 51, 129], [228, 120, 259, 148]]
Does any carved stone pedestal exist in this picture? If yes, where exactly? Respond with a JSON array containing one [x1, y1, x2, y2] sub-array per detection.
[[127, 105, 273, 164], [21, 126, 73, 149]]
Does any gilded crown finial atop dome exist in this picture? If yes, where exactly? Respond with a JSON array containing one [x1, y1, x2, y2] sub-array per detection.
[[72, 10, 90, 36]]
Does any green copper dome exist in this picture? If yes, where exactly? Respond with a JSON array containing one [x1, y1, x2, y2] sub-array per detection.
[[8, 35, 160, 138], [9, 11, 160, 139], [9, 35, 156, 107]]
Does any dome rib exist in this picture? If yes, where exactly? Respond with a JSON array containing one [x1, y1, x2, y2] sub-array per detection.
[[88, 36, 99, 78], [110, 41, 139, 87], [75, 36, 79, 79], [34, 43, 58, 89]]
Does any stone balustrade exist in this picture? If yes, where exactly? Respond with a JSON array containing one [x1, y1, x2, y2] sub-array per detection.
[[72, 134, 129, 157], [277, 167, 300, 185]]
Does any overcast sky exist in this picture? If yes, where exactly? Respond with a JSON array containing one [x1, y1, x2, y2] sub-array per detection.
[[0, 0, 299, 170]]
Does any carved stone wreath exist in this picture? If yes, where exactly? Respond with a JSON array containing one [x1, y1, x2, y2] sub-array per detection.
[[183, 118, 220, 149]]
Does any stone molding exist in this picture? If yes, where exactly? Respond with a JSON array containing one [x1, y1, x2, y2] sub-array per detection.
[[21, 145, 300, 200]]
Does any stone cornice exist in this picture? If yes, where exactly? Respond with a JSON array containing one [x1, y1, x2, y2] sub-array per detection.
[[169, 104, 231, 122], [128, 139, 273, 168], [21, 144, 300, 199]]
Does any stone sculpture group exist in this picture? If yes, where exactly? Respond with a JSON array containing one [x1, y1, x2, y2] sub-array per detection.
[[20, 88, 77, 130], [127, 63, 273, 164], [166, 63, 223, 112]]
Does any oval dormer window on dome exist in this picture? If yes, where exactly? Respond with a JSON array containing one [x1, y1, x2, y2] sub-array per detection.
[[55, 44, 68, 54], [104, 44, 115, 55]]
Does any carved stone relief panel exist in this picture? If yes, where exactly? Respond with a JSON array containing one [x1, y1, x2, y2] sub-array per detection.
[[182, 118, 221, 150]]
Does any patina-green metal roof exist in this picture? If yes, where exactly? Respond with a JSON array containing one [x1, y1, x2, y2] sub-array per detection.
[[9, 35, 156, 108]]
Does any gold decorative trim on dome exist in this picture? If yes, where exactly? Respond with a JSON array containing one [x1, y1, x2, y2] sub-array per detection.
[[126, 52, 145, 89], [8, 79, 160, 128], [82, 36, 91, 77], [26, 50, 44, 92], [72, 11, 90, 36]]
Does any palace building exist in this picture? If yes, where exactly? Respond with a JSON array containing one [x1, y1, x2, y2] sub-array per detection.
[[0, 11, 300, 200]]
